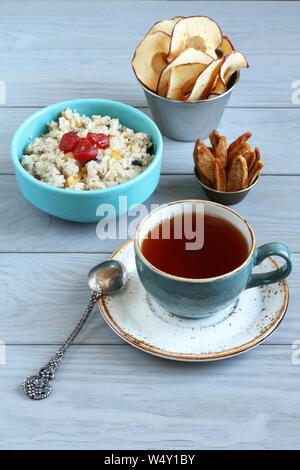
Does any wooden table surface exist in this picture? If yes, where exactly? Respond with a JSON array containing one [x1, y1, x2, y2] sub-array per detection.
[[1, 0, 300, 450]]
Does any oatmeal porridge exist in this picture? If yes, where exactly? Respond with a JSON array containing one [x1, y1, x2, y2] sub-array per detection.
[[21, 109, 154, 191]]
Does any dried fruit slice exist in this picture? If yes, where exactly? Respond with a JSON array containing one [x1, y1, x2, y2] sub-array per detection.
[[244, 150, 256, 171], [59, 132, 80, 153], [209, 129, 220, 147], [193, 138, 215, 184], [214, 159, 227, 191], [87, 133, 109, 149], [157, 48, 213, 96], [186, 58, 224, 101], [220, 36, 235, 56], [148, 17, 183, 36], [210, 51, 248, 96], [209, 130, 227, 168], [248, 148, 263, 185], [248, 160, 264, 186], [254, 147, 261, 161], [167, 16, 222, 63], [227, 141, 250, 167], [132, 31, 171, 91], [228, 132, 252, 160], [166, 63, 207, 101], [227, 155, 248, 191], [221, 51, 248, 85], [209, 75, 227, 95]]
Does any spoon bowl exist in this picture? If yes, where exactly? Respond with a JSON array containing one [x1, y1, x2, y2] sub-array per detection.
[[88, 260, 127, 295]]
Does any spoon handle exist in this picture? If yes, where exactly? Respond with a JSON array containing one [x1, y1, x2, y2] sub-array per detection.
[[22, 289, 102, 400]]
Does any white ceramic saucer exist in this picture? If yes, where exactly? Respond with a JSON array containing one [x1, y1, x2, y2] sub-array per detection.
[[98, 240, 289, 361]]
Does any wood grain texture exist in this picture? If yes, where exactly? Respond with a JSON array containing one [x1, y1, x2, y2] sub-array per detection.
[[0, 345, 299, 450], [3, 106, 300, 175], [0, 1, 299, 107], [0, 175, 298, 252], [0, 252, 298, 346]]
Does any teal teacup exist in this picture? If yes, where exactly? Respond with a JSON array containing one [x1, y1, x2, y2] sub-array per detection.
[[134, 200, 292, 319]]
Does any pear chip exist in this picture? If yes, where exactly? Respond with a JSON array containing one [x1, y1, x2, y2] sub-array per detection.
[[167, 16, 222, 62], [209, 130, 227, 168], [157, 48, 212, 97], [193, 138, 216, 184], [215, 159, 227, 191], [166, 63, 207, 101], [227, 155, 248, 191], [132, 31, 170, 92]]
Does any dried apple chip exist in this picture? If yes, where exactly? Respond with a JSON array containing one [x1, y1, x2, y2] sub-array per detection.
[[131, 31, 171, 92], [209, 129, 220, 147], [227, 141, 250, 167], [228, 132, 252, 160], [157, 48, 212, 97], [209, 130, 227, 168], [167, 16, 222, 63], [244, 150, 256, 171], [254, 147, 261, 161], [227, 155, 248, 191], [220, 36, 235, 56], [248, 160, 264, 186], [221, 51, 248, 85], [193, 138, 216, 184], [166, 63, 207, 101], [215, 159, 227, 191]]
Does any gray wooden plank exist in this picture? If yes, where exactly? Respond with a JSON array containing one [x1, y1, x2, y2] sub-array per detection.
[[1, 1, 299, 452], [0, 1, 299, 107], [3, 106, 300, 175], [0, 252, 298, 346], [0, 344, 299, 450], [0, 174, 298, 252]]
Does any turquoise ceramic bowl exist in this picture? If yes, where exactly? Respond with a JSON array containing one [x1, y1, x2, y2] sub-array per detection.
[[11, 99, 163, 222]]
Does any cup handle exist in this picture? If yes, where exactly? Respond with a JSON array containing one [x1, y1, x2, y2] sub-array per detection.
[[246, 242, 293, 290]]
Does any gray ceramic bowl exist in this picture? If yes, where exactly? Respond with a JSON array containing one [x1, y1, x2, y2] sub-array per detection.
[[142, 72, 239, 142], [194, 167, 260, 205]]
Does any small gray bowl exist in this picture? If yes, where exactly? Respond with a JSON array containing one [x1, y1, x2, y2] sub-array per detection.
[[142, 72, 239, 142], [194, 167, 260, 205]]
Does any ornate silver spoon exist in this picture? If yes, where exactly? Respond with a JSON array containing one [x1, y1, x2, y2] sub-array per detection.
[[22, 260, 127, 400]]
